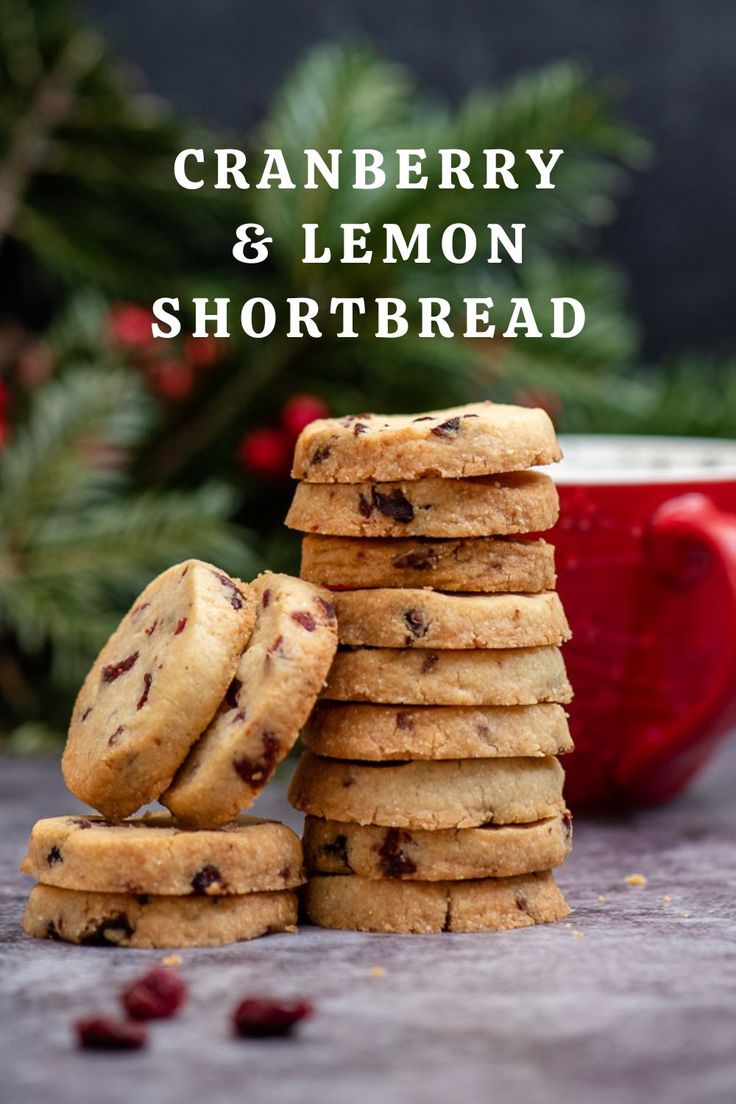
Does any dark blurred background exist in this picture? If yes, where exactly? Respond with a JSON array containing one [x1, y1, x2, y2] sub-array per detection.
[[2, 0, 735, 747], [81, 0, 736, 362]]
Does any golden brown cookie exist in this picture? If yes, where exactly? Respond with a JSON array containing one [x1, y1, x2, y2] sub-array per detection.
[[334, 589, 570, 649], [163, 573, 338, 827], [303, 813, 573, 880], [62, 561, 253, 820], [20, 814, 303, 895], [289, 752, 566, 828], [302, 702, 572, 760], [23, 884, 297, 948], [286, 472, 558, 538], [300, 535, 556, 593], [322, 645, 572, 706], [303, 871, 570, 933], [292, 401, 561, 483]]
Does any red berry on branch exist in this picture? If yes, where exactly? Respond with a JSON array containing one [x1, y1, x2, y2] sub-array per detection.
[[122, 967, 187, 1021], [0, 379, 10, 413], [106, 303, 156, 350], [185, 334, 222, 368], [148, 361, 195, 402], [281, 393, 330, 439], [237, 428, 292, 480]]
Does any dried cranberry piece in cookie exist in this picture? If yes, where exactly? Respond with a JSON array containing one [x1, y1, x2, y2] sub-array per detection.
[[232, 996, 313, 1038], [372, 488, 414, 522], [76, 1016, 147, 1051], [122, 967, 187, 1021], [430, 416, 461, 438], [101, 652, 139, 683], [190, 864, 224, 895], [378, 828, 417, 878], [291, 610, 316, 631]]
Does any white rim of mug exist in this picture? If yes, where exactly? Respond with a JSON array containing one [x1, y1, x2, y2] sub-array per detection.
[[546, 434, 736, 485]]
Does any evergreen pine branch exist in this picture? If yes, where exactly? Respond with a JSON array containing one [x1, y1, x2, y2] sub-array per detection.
[[0, 365, 152, 533], [0, 366, 258, 730]]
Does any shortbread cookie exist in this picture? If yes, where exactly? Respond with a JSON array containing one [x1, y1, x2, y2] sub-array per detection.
[[163, 573, 338, 826], [303, 702, 572, 760], [286, 472, 558, 538], [323, 645, 572, 706], [62, 561, 253, 820], [334, 590, 570, 649], [300, 535, 556, 593], [289, 752, 565, 828], [304, 872, 570, 933], [20, 814, 303, 896], [292, 401, 561, 483], [23, 884, 297, 948], [304, 813, 573, 880]]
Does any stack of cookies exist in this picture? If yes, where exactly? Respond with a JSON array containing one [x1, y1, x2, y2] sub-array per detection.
[[21, 562, 338, 948], [286, 401, 574, 934]]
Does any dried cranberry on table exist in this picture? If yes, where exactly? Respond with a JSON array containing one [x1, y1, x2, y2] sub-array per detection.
[[232, 996, 314, 1038], [121, 967, 187, 1021], [76, 1016, 147, 1051]]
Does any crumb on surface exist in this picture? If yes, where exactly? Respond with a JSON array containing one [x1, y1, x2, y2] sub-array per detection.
[[597, 895, 607, 903], [161, 954, 183, 967], [571, 930, 586, 938], [370, 966, 386, 977], [625, 873, 647, 887], [681, 911, 690, 918], [662, 895, 672, 904]]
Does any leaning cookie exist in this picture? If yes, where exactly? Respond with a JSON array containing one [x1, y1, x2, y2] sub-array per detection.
[[162, 573, 338, 827], [292, 401, 561, 483], [62, 561, 253, 820], [334, 589, 570, 649], [286, 472, 558, 538], [304, 813, 573, 881], [304, 872, 570, 933], [21, 814, 303, 896], [323, 645, 572, 706], [300, 535, 556, 594], [289, 752, 565, 828], [23, 884, 297, 948], [303, 702, 572, 760]]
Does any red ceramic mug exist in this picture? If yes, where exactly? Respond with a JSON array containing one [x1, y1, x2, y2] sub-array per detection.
[[549, 435, 736, 810]]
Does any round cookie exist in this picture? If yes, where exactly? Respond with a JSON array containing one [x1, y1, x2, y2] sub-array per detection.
[[304, 872, 570, 933], [286, 471, 558, 538], [303, 702, 573, 760], [292, 401, 561, 483], [334, 590, 570, 649], [323, 645, 572, 706], [163, 573, 338, 826], [62, 561, 253, 820], [23, 884, 297, 948], [300, 535, 556, 593], [20, 814, 303, 895], [304, 813, 573, 880], [288, 752, 566, 828]]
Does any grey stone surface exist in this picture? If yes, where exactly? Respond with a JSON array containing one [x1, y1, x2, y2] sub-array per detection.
[[1, 745, 735, 1104]]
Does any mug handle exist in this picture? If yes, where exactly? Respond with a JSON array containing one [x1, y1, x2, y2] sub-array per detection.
[[621, 492, 736, 791]]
